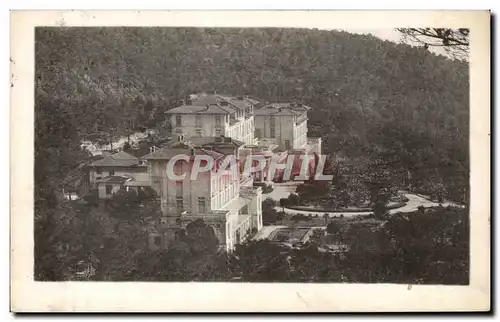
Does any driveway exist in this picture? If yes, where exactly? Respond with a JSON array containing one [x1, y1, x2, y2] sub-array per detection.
[[264, 184, 461, 218]]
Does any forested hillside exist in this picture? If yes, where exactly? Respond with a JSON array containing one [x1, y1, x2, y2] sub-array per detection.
[[35, 27, 469, 202]]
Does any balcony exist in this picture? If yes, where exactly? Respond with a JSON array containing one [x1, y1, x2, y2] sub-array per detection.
[[240, 176, 254, 187], [179, 209, 231, 224]]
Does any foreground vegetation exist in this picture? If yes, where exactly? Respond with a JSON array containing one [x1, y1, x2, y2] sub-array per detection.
[[39, 194, 468, 285]]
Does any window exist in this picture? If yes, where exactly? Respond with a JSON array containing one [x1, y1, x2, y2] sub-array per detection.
[[198, 197, 206, 213], [285, 140, 291, 150], [154, 236, 162, 246], [105, 185, 113, 195], [176, 181, 183, 197], [215, 128, 222, 136], [176, 115, 182, 126], [96, 167, 102, 175], [195, 115, 202, 127], [215, 116, 221, 126], [270, 115, 276, 126], [195, 129, 202, 137], [236, 230, 241, 245], [270, 127, 276, 138], [241, 205, 249, 215], [255, 129, 261, 139], [109, 169, 115, 176]]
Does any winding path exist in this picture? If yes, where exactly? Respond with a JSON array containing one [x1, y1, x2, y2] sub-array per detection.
[[263, 184, 462, 219], [257, 187, 463, 240]]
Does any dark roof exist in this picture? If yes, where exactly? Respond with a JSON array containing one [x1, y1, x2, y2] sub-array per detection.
[[91, 151, 140, 167], [216, 95, 252, 110], [187, 136, 245, 148], [90, 155, 105, 162], [124, 142, 161, 158], [254, 102, 311, 116], [244, 97, 260, 105], [145, 144, 225, 161], [254, 107, 301, 116], [165, 104, 231, 115], [96, 176, 131, 184]]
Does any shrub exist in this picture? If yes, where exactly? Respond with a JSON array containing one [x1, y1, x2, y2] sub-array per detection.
[[373, 201, 388, 220], [287, 193, 300, 206]]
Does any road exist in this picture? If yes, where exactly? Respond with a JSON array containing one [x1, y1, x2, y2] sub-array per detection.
[[81, 129, 157, 156], [255, 192, 462, 241]]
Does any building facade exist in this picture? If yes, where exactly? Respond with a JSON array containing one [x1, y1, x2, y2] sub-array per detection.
[[144, 94, 321, 253], [254, 102, 311, 151], [165, 93, 257, 145], [146, 142, 263, 251], [88, 151, 151, 199]]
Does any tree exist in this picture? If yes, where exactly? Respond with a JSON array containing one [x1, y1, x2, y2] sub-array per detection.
[[276, 211, 285, 224], [287, 193, 300, 206], [183, 219, 219, 255], [326, 221, 341, 235], [262, 208, 279, 225], [279, 198, 289, 212], [262, 197, 276, 209], [296, 183, 328, 204], [107, 188, 141, 220], [397, 28, 469, 60], [232, 240, 291, 282], [373, 200, 387, 220]]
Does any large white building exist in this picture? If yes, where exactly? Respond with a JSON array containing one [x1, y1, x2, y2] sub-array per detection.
[[165, 93, 258, 145], [145, 140, 263, 251], [144, 93, 321, 252], [254, 102, 322, 154]]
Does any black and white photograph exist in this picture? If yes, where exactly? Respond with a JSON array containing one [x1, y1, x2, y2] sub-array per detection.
[[11, 10, 490, 312]]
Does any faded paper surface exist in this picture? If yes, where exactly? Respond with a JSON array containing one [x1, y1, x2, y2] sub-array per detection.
[[10, 10, 490, 312]]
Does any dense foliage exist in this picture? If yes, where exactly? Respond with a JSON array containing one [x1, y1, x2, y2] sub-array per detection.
[[35, 27, 469, 280], [104, 207, 469, 284]]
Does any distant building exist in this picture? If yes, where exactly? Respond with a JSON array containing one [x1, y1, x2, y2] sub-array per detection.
[[254, 102, 315, 152], [88, 150, 151, 199], [165, 93, 257, 145]]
